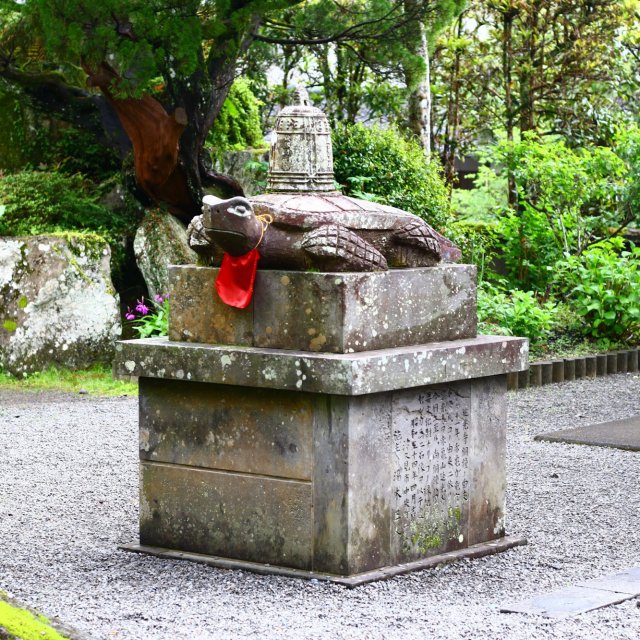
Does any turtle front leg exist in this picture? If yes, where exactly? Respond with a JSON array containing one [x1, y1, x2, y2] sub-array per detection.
[[301, 224, 388, 271], [186, 214, 224, 265]]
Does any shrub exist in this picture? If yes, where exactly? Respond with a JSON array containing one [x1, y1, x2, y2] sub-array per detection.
[[491, 136, 628, 291], [207, 78, 265, 161], [0, 170, 134, 240], [554, 238, 640, 343], [446, 219, 500, 282], [615, 124, 640, 224], [332, 123, 451, 230], [451, 164, 508, 221], [477, 281, 558, 346]]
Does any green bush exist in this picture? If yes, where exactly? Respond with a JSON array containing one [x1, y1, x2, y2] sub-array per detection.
[[207, 78, 265, 161], [0, 170, 128, 239], [615, 124, 640, 223], [0, 171, 142, 286], [492, 135, 628, 291], [332, 123, 451, 230], [451, 165, 508, 221], [446, 219, 500, 282], [477, 281, 558, 347], [554, 238, 640, 343]]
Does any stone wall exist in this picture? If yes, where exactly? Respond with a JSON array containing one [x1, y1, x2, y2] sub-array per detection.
[[0, 234, 121, 375]]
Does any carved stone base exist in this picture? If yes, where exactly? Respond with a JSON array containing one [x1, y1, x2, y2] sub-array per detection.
[[114, 333, 527, 579], [114, 263, 527, 582], [168, 265, 477, 353]]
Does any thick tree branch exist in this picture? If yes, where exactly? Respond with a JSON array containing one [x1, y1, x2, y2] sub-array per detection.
[[0, 65, 131, 158]]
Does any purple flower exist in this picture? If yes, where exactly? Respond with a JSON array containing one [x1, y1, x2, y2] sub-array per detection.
[[125, 307, 136, 321], [135, 298, 150, 315], [154, 294, 164, 304]]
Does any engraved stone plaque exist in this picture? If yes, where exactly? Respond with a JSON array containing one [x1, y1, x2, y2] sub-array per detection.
[[391, 387, 471, 560]]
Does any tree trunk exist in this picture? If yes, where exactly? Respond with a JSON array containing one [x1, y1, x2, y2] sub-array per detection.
[[407, 21, 432, 155], [502, 7, 518, 209], [443, 16, 464, 187], [518, 4, 538, 134]]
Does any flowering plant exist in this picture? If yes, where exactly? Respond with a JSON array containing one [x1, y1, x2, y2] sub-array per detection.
[[125, 293, 169, 338]]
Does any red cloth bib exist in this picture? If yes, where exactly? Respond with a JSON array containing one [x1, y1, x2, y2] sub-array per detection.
[[215, 249, 260, 309]]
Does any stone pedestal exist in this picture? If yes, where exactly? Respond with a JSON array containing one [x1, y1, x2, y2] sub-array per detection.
[[115, 266, 528, 585]]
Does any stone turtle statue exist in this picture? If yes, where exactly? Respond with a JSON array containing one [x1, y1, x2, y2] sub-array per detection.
[[187, 85, 460, 272], [187, 193, 461, 272]]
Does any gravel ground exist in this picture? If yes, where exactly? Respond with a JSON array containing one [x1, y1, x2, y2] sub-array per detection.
[[1, 375, 639, 640]]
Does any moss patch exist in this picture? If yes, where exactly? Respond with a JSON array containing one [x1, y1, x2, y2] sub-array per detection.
[[2, 320, 17, 332], [49, 231, 108, 261], [0, 364, 137, 397], [0, 596, 70, 640]]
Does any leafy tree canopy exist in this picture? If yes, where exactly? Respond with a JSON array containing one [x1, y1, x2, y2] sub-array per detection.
[[0, 0, 454, 218]]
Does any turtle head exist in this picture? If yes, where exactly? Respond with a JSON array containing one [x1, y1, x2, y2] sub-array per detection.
[[201, 195, 262, 256]]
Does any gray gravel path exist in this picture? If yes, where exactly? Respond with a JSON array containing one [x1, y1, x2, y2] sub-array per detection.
[[1, 375, 640, 640]]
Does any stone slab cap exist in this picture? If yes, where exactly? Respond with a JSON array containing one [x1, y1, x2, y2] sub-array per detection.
[[168, 265, 477, 353], [114, 334, 528, 396], [501, 585, 633, 618], [534, 416, 640, 452]]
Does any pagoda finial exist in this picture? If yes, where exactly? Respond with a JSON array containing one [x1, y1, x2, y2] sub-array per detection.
[[293, 85, 311, 107]]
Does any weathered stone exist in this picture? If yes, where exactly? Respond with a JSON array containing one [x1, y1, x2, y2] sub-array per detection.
[[188, 88, 461, 272], [501, 586, 632, 618], [139, 378, 314, 480], [220, 149, 269, 197], [578, 567, 640, 595], [122, 535, 528, 587], [135, 374, 512, 575], [0, 235, 120, 375], [192, 192, 454, 271], [535, 415, 640, 452], [169, 265, 477, 352], [114, 334, 528, 396], [114, 241, 528, 585], [140, 462, 313, 569], [134, 208, 198, 299], [467, 375, 507, 546], [267, 86, 334, 193]]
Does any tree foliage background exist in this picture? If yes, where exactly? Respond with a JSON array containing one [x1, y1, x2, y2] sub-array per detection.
[[1, 0, 640, 349]]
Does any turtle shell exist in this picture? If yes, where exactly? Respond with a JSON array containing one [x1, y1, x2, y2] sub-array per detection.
[[250, 192, 420, 231], [250, 192, 458, 268]]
